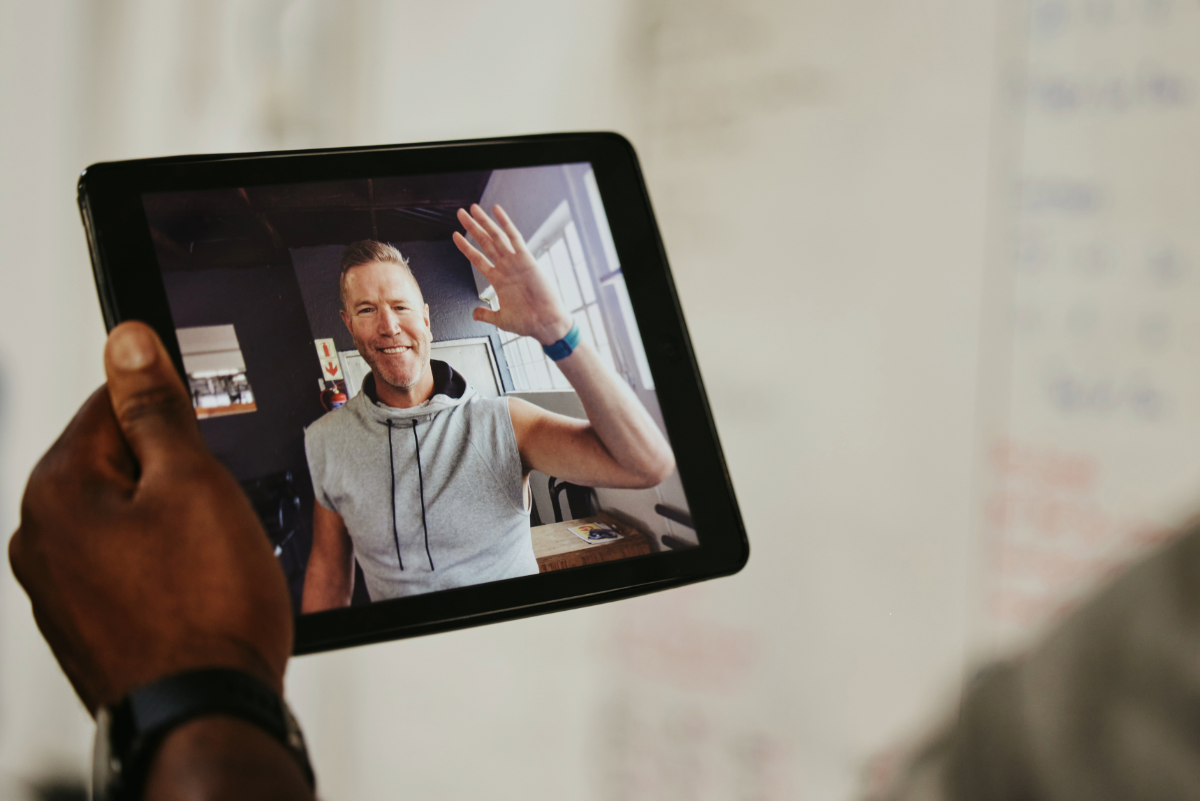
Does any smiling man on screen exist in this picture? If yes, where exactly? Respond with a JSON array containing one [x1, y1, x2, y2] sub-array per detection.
[[301, 204, 674, 610]]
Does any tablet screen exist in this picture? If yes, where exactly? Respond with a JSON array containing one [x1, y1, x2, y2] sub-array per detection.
[[141, 163, 697, 614]]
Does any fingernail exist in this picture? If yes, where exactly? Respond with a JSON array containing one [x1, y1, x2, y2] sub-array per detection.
[[109, 325, 156, 371]]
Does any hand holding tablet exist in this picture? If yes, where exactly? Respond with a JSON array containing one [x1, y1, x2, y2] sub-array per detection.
[[10, 322, 292, 711]]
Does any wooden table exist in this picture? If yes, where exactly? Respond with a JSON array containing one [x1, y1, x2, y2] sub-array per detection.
[[531, 512, 653, 573]]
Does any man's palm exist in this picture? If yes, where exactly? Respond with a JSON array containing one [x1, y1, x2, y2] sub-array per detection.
[[453, 204, 573, 346]]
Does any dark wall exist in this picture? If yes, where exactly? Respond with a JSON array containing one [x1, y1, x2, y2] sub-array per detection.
[[291, 240, 512, 387], [163, 263, 325, 613], [291, 245, 356, 353], [163, 265, 325, 481]]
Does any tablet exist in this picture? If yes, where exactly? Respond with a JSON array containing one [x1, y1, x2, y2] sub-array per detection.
[[78, 132, 748, 654]]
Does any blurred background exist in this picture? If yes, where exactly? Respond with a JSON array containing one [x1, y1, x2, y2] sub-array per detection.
[[2, 0, 1198, 798]]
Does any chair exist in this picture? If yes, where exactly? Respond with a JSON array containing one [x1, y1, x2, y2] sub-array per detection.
[[239, 471, 301, 554], [655, 503, 696, 550], [547, 477, 597, 523]]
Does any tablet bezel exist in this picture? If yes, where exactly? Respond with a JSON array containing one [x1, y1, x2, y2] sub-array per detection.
[[78, 132, 748, 654]]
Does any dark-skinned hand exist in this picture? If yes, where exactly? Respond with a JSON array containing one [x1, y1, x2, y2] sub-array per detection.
[[8, 321, 292, 713]]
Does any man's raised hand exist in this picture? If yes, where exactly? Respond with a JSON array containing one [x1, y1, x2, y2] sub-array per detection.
[[453, 204, 574, 346]]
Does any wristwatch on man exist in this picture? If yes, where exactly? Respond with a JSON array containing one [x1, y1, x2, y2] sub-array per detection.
[[92, 668, 315, 800], [543, 321, 582, 362]]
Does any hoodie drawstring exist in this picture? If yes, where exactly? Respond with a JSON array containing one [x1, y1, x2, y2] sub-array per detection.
[[386, 420, 404, 571], [412, 420, 435, 571], [385, 419, 435, 572]]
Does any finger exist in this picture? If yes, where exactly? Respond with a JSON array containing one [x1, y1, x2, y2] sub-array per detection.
[[470, 204, 515, 254], [20, 387, 138, 539], [452, 231, 495, 274], [456, 208, 499, 262], [472, 306, 501, 327], [8, 531, 104, 711], [492, 205, 528, 252], [28, 601, 103, 712], [103, 322, 205, 477], [36, 386, 138, 485], [13, 388, 136, 615]]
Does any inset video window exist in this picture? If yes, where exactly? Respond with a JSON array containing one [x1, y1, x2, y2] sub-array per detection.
[[177, 324, 257, 418]]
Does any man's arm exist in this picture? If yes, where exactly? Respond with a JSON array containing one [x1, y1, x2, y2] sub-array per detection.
[[301, 502, 355, 612], [454, 204, 675, 488], [9, 322, 314, 801], [506, 347, 672, 487]]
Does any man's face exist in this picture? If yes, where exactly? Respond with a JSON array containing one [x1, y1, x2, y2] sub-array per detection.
[[340, 261, 432, 392]]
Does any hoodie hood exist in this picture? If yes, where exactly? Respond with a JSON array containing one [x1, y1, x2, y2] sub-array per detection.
[[353, 359, 476, 425]]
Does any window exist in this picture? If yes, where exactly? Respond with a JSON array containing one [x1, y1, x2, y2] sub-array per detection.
[[499, 202, 619, 392]]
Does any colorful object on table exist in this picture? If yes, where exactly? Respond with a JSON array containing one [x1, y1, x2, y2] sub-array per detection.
[[567, 522, 623, 545]]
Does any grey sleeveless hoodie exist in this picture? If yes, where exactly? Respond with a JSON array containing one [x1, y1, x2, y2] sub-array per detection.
[[304, 360, 537, 601]]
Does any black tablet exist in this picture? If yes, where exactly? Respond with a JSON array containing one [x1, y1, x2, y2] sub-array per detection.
[[78, 132, 747, 654]]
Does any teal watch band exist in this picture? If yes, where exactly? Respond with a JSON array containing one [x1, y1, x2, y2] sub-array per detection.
[[543, 322, 582, 361]]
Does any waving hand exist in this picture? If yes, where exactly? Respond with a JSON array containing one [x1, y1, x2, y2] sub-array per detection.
[[453, 204, 574, 346]]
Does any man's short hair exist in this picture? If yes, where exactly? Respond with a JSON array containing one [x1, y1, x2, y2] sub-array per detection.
[[339, 240, 419, 310]]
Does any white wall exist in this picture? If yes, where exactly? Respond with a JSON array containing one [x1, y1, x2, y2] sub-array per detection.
[[0, 1, 1002, 798]]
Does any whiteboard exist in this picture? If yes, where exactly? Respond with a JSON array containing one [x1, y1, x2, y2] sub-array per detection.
[[977, 0, 1200, 651], [337, 350, 372, 400], [430, 337, 503, 398]]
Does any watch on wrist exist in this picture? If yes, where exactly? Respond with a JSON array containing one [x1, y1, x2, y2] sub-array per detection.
[[92, 668, 315, 801], [542, 321, 582, 362]]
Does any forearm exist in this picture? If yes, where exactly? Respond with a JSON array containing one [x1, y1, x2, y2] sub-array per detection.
[[451, 202, 673, 485], [300, 549, 353, 613], [302, 505, 354, 612], [555, 343, 674, 485], [144, 716, 314, 801]]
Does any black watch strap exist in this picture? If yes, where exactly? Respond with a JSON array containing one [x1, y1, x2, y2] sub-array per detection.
[[94, 667, 314, 801]]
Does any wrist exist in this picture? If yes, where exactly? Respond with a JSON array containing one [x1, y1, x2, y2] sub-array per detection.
[[145, 717, 315, 801], [533, 315, 574, 347], [93, 668, 314, 801], [542, 321, 583, 362]]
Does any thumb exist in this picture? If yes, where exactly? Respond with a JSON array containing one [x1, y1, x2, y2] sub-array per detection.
[[473, 305, 501, 328], [103, 322, 204, 473]]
